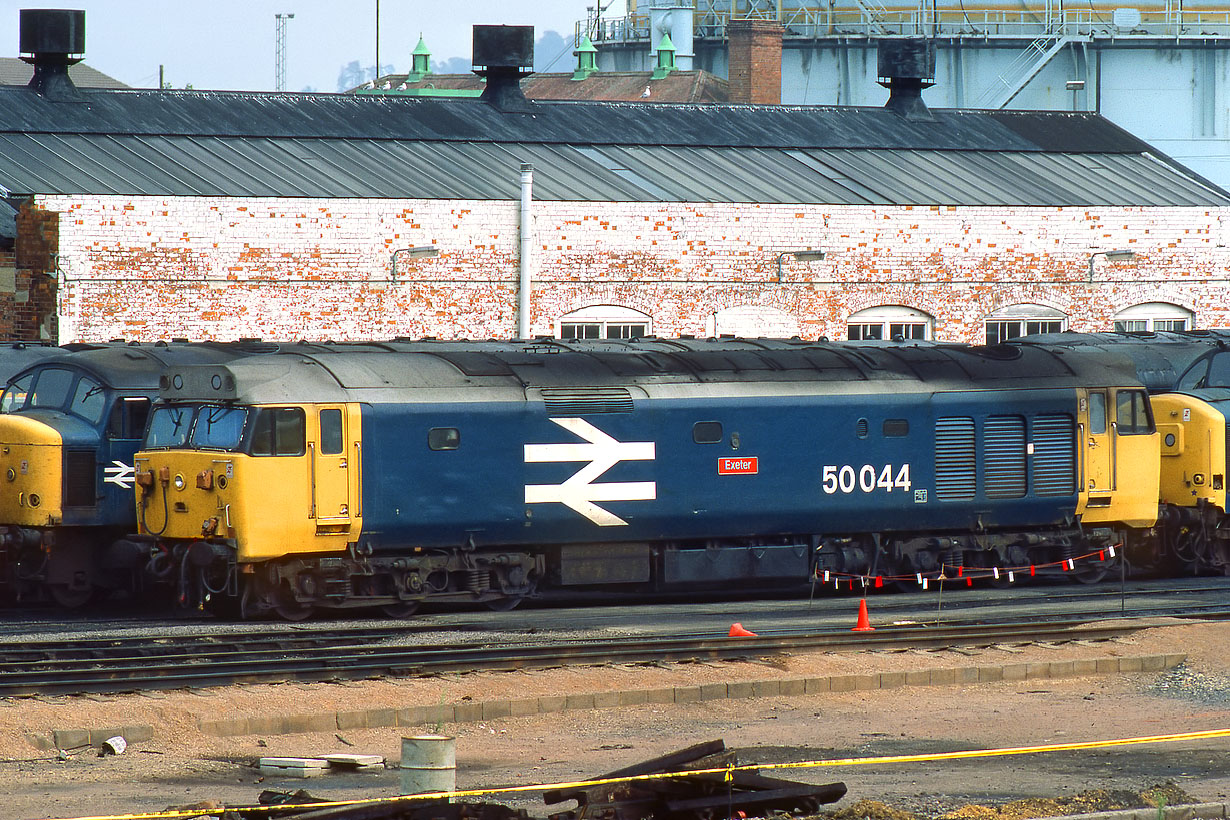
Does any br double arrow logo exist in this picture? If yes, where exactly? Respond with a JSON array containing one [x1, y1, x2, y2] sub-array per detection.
[[524, 418, 656, 527]]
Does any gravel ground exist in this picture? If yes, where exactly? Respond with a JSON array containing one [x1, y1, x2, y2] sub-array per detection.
[[2, 619, 1229, 820]]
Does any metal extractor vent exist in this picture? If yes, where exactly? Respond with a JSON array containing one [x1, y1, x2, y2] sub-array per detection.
[[541, 387, 634, 415]]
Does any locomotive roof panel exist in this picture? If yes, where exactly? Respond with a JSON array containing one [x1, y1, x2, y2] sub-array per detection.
[[1015, 331, 1230, 391], [0, 84, 1226, 207], [4, 342, 278, 392], [155, 339, 1144, 405]]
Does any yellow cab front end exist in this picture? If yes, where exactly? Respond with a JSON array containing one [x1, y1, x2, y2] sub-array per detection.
[[1074, 386, 1160, 529], [134, 400, 363, 614], [1147, 391, 1230, 574], [0, 414, 65, 529]]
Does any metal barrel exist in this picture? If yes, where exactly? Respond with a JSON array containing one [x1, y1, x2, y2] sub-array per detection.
[[399, 735, 456, 797]]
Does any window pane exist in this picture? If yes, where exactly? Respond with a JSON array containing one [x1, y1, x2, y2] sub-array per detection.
[[1154, 319, 1187, 331], [29, 368, 73, 408], [848, 323, 882, 340], [889, 323, 926, 340], [1114, 320, 1147, 332], [192, 405, 249, 450], [320, 408, 343, 455], [146, 406, 195, 448], [693, 421, 723, 444], [606, 323, 647, 339], [429, 427, 460, 451], [71, 377, 107, 424], [1, 373, 34, 412], [1208, 353, 1230, 388], [1088, 392, 1107, 435], [561, 323, 600, 340], [1116, 390, 1153, 435]]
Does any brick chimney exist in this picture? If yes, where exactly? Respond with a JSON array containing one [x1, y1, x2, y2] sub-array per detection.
[[727, 19, 783, 105]]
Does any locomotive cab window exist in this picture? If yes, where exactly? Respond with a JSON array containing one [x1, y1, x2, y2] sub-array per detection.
[[692, 421, 723, 444], [28, 367, 73, 409], [248, 407, 305, 456], [70, 377, 107, 425], [1, 372, 33, 412], [1088, 392, 1107, 435], [319, 409, 343, 455], [1115, 390, 1154, 435], [1208, 353, 1230, 388], [108, 397, 151, 439], [428, 427, 460, 451], [145, 405, 194, 448], [192, 405, 250, 451]]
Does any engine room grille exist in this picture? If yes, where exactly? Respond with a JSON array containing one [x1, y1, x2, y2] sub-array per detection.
[[984, 415, 1026, 499], [1032, 414, 1076, 496], [934, 417, 976, 500], [63, 449, 97, 507], [541, 387, 634, 415]]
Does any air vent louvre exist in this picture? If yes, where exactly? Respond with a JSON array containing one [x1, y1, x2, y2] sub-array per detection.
[[63, 449, 96, 507], [541, 387, 634, 415]]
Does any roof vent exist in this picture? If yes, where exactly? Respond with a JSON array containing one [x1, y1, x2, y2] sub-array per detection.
[[473, 24, 534, 112], [877, 38, 935, 121], [19, 8, 85, 100]]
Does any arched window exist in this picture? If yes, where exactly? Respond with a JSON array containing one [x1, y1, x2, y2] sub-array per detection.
[[557, 305, 651, 340], [1113, 302, 1193, 332], [706, 305, 800, 338], [984, 303, 1068, 345], [847, 305, 933, 341]]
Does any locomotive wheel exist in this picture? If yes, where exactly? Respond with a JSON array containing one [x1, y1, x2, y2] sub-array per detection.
[[272, 585, 314, 622], [485, 595, 524, 612], [380, 601, 421, 618], [49, 583, 94, 609]]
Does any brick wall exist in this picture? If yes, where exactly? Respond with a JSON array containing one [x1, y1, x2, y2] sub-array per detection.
[[727, 19, 784, 105], [0, 201, 60, 340], [32, 194, 1230, 344]]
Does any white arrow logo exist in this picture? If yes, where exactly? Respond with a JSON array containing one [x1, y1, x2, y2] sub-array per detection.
[[524, 418, 655, 527], [104, 460, 135, 489]]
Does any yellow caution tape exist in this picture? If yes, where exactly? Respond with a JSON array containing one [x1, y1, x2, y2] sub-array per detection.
[[40, 727, 1230, 820]]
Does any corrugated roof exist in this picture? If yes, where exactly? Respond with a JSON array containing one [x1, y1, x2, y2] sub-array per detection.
[[0, 84, 1226, 207], [357, 70, 731, 103]]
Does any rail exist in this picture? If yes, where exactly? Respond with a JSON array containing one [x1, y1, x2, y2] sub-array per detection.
[[579, 7, 1230, 44]]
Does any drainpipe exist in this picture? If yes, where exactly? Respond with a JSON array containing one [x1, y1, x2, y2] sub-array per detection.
[[518, 163, 533, 340]]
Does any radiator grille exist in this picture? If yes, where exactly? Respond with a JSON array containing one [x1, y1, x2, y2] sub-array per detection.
[[63, 449, 97, 507], [1032, 414, 1076, 496], [934, 417, 976, 500], [984, 415, 1026, 499]]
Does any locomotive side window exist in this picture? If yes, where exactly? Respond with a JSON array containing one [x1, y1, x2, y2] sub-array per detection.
[[428, 427, 460, 451], [882, 419, 909, 437], [692, 421, 723, 444], [192, 405, 250, 451], [1088, 392, 1107, 435], [70, 377, 107, 424], [108, 397, 151, 439], [1, 372, 34, 412], [249, 407, 305, 456], [320, 409, 343, 455], [1115, 390, 1154, 435]]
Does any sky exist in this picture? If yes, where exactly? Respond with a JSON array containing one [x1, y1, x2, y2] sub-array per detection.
[[1, 0, 628, 92]]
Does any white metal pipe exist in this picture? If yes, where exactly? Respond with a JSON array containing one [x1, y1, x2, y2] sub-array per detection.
[[518, 163, 533, 339]]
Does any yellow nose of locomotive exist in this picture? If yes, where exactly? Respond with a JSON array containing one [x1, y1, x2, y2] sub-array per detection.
[[0, 415, 64, 527]]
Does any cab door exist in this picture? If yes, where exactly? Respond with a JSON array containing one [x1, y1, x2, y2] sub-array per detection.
[[312, 405, 352, 531], [1081, 389, 1114, 499]]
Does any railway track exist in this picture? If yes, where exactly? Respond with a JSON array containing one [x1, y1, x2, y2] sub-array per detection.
[[1, 611, 1226, 698]]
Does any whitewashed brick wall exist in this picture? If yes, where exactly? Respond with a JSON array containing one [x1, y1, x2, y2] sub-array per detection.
[[39, 195, 1230, 343]]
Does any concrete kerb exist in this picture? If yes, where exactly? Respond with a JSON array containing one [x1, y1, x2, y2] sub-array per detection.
[[1061, 803, 1229, 820], [34, 653, 1184, 748]]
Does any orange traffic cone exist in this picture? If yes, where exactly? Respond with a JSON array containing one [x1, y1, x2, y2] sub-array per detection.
[[728, 622, 758, 637], [851, 599, 874, 632]]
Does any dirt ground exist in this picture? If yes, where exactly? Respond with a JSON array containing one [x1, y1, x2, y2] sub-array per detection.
[[4, 620, 1230, 820]]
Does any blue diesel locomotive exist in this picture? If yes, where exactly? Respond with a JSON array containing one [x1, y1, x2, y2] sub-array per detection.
[[130, 338, 1158, 619]]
